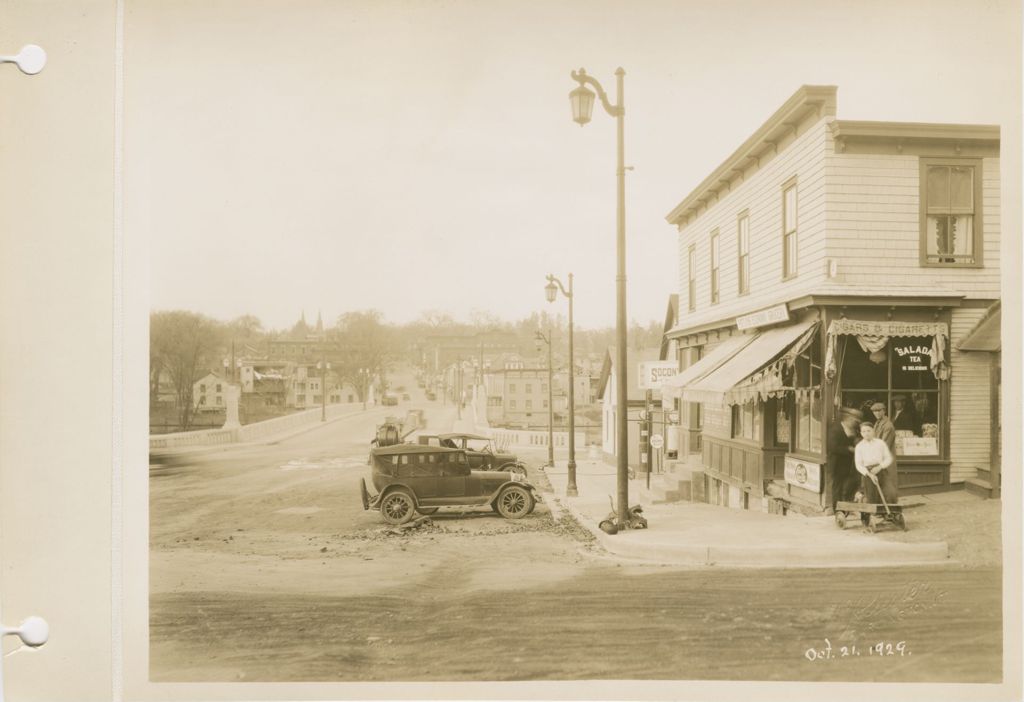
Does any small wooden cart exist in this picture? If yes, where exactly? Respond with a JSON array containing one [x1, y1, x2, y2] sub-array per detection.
[[834, 500, 907, 533]]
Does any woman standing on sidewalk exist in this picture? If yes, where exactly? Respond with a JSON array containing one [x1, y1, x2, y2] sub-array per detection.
[[854, 422, 898, 526]]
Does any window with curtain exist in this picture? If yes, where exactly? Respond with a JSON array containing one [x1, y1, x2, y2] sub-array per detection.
[[924, 161, 980, 265], [793, 334, 823, 454]]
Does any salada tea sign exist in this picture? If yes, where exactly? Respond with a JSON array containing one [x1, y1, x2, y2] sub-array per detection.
[[892, 343, 933, 372]]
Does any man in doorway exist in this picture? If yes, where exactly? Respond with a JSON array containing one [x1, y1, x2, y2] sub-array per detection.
[[827, 407, 862, 512], [870, 402, 897, 456], [891, 394, 918, 434]]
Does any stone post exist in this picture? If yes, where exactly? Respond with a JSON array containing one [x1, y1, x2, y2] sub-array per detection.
[[222, 384, 241, 429]]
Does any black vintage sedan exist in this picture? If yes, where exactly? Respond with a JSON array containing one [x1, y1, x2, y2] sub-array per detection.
[[416, 432, 526, 475], [360, 444, 537, 525]]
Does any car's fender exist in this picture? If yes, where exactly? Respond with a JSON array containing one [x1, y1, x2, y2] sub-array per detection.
[[486, 476, 537, 504], [497, 460, 527, 474], [369, 482, 419, 510]]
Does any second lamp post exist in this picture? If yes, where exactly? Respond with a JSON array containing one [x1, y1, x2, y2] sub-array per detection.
[[545, 273, 578, 497]]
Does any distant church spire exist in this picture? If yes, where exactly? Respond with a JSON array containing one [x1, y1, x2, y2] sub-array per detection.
[[316, 310, 324, 333]]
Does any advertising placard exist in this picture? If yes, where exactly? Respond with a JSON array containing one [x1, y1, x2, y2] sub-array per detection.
[[784, 455, 822, 493], [638, 361, 678, 390]]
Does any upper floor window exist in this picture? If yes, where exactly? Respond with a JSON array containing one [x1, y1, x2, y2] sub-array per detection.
[[737, 212, 750, 295], [525, 383, 532, 393], [509, 383, 516, 393], [710, 230, 720, 304], [541, 384, 548, 393], [687, 244, 697, 311], [922, 159, 982, 266], [782, 181, 797, 279]]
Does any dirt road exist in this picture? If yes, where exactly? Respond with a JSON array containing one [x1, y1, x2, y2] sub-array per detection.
[[150, 383, 1002, 683]]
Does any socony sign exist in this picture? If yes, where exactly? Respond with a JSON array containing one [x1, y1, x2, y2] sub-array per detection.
[[638, 361, 678, 390]]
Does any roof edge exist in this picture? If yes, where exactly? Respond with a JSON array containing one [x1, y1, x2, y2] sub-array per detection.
[[830, 120, 1000, 143], [665, 85, 837, 226]]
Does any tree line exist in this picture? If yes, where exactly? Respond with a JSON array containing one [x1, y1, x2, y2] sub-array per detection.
[[151, 309, 662, 430]]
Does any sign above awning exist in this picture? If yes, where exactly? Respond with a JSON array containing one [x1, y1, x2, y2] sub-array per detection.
[[827, 319, 948, 338], [736, 303, 790, 331]]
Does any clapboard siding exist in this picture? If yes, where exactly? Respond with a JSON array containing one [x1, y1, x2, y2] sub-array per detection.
[[676, 117, 830, 329], [825, 149, 1000, 299], [948, 307, 992, 483]]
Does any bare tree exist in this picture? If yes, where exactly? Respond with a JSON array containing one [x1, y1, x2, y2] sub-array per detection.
[[150, 311, 223, 430], [333, 310, 395, 400]]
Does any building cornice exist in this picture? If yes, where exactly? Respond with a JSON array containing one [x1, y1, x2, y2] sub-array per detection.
[[665, 85, 837, 228], [830, 120, 1000, 157], [666, 293, 967, 340]]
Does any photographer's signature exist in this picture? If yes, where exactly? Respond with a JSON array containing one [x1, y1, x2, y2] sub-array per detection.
[[830, 580, 948, 640]]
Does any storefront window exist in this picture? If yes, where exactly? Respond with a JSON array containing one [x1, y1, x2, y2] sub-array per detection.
[[793, 336, 823, 454], [731, 400, 761, 442], [839, 335, 941, 457]]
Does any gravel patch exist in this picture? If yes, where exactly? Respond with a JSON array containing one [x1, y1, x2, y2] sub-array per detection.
[[873, 497, 1002, 568]]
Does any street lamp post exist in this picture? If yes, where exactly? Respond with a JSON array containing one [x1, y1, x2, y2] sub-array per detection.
[[535, 330, 554, 468], [546, 273, 578, 497], [569, 66, 629, 527]]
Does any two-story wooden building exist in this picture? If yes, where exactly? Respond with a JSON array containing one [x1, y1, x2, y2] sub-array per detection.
[[662, 85, 1000, 514]]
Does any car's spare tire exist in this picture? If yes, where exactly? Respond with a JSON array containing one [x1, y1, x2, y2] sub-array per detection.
[[379, 489, 416, 525], [495, 485, 534, 519]]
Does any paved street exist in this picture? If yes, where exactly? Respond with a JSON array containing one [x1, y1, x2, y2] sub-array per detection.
[[150, 374, 1002, 683]]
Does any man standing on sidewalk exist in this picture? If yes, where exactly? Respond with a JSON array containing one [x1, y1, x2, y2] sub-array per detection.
[[828, 407, 862, 512]]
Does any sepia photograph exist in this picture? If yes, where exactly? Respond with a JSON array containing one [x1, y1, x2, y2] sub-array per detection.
[[137, 0, 1015, 692], [0, 0, 1021, 700]]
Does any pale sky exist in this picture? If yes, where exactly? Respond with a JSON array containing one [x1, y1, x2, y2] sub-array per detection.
[[130, 0, 1019, 331]]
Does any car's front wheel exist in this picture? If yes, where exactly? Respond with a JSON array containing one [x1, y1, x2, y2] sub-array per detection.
[[380, 489, 416, 525], [500, 462, 527, 476], [495, 485, 534, 519]]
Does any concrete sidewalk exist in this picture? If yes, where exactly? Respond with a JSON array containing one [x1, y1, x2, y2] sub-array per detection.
[[540, 458, 951, 568]]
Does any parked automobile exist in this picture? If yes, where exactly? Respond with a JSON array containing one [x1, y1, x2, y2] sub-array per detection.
[[425, 391, 436, 401], [381, 393, 399, 406], [417, 432, 526, 475], [360, 444, 538, 525], [402, 393, 410, 401]]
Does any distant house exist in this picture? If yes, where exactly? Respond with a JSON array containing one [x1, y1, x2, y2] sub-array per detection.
[[192, 372, 227, 412], [596, 347, 661, 469]]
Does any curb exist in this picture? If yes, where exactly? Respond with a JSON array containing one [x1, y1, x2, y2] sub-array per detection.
[[551, 494, 952, 569]]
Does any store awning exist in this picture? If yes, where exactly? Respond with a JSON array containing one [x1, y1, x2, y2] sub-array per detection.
[[958, 302, 1000, 352], [661, 333, 756, 399], [681, 318, 819, 406]]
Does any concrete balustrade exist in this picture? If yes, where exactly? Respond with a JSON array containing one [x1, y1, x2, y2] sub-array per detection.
[[149, 402, 362, 451]]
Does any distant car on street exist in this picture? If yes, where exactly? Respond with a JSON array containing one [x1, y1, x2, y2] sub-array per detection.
[[381, 393, 399, 406], [402, 393, 410, 401], [417, 432, 526, 475], [360, 444, 538, 525], [425, 391, 436, 401]]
